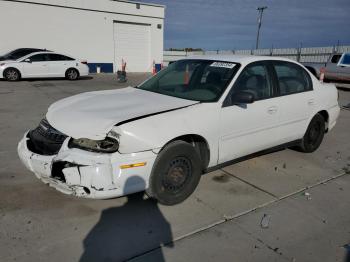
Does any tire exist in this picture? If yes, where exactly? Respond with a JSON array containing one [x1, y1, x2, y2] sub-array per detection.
[[298, 113, 325, 153], [66, 68, 79, 80], [4, 68, 20, 81], [146, 141, 202, 206]]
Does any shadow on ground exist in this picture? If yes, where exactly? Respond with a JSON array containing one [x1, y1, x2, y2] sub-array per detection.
[[0, 76, 94, 82], [80, 176, 173, 262], [26, 76, 94, 81]]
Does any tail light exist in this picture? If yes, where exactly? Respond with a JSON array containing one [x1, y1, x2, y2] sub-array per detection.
[[81, 61, 88, 65]]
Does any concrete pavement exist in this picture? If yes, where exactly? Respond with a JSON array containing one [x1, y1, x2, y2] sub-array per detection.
[[135, 173, 350, 262], [0, 75, 349, 262]]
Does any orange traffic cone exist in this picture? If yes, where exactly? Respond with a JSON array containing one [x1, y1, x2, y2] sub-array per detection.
[[152, 60, 157, 75], [320, 67, 325, 82], [122, 59, 127, 72], [117, 59, 127, 83]]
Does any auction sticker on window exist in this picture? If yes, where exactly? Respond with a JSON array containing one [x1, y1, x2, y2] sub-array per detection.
[[210, 62, 236, 69]]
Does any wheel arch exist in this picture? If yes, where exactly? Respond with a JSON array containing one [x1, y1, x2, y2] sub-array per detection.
[[317, 110, 329, 132], [161, 134, 210, 171]]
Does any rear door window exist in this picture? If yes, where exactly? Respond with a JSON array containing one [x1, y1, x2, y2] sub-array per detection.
[[47, 54, 74, 61], [273, 61, 313, 96]]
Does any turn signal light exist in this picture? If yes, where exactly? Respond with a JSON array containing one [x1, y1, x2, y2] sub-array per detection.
[[120, 162, 147, 169]]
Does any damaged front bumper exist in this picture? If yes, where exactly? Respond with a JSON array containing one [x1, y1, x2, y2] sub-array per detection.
[[17, 132, 157, 199]]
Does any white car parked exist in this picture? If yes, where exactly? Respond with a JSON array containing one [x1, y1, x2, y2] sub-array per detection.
[[18, 56, 340, 205], [0, 51, 89, 81]]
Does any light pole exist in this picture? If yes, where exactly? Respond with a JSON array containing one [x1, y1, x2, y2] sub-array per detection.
[[256, 6, 267, 50]]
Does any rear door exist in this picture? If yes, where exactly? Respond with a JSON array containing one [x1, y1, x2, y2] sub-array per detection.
[[47, 54, 75, 77], [271, 61, 315, 143], [21, 54, 49, 77], [219, 61, 281, 163]]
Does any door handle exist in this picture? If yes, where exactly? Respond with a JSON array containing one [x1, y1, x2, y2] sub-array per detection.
[[308, 99, 315, 106], [267, 106, 278, 114]]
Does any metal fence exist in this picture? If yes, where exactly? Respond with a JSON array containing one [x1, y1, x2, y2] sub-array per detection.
[[164, 45, 350, 64]]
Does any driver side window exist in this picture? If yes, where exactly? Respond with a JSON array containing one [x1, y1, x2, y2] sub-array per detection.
[[232, 62, 272, 101], [28, 54, 48, 62]]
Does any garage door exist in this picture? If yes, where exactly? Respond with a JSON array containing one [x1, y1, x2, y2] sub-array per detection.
[[114, 22, 151, 72]]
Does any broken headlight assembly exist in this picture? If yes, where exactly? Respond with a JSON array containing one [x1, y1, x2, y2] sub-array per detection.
[[68, 132, 119, 153]]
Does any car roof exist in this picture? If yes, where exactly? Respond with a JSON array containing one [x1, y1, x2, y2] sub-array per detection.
[[16, 48, 47, 50], [184, 54, 300, 65], [27, 51, 57, 55], [20, 51, 75, 60]]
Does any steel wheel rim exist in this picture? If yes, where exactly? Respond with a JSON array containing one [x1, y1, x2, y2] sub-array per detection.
[[162, 157, 192, 194]]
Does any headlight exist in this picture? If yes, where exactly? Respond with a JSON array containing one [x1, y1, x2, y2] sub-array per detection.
[[68, 133, 119, 153]]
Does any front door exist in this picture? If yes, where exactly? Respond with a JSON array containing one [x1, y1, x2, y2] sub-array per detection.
[[325, 54, 341, 80], [21, 53, 49, 77], [219, 61, 281, 163], [336, 53, 350, 81]]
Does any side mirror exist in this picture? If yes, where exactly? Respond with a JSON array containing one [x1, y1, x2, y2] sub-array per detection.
[[23, 58, 31, 63], [231, 91, 255, 104]]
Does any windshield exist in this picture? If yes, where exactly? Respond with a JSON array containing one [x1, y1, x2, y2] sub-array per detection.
[[2, 49, 39, 60], [138, 60, 240, 102]]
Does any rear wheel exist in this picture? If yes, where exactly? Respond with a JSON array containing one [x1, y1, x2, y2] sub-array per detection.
[[298, 113, 325, 153], [66, 68, 79, 80], [4, 68, 20, 81], [146, 141, 202, 205]]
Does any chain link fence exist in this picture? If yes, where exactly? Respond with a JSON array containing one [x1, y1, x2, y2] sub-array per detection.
[[164, 45, 350, 65]]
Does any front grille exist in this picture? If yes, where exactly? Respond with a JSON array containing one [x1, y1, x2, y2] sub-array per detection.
[[27, 118, 68, 155]]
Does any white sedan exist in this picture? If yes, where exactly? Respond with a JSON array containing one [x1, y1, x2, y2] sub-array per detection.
[[18, 55, 340, 205], [0, 51, 89, 81]]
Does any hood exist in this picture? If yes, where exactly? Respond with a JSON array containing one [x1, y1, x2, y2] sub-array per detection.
[[46, 87, 198, 140], [0, 59, 14, 64]]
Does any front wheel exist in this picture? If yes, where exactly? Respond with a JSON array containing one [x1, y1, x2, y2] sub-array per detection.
[[146, 141, 202, 205], [66, 68, 79, 80], [298, 113, 325, 153], [4, 68, 20, 81]]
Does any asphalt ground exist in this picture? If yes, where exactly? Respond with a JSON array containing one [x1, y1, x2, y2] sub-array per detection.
[[0, 74, 349, 262]]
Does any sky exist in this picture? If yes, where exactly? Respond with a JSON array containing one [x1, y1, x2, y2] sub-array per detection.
[[139, 0, 350, 50]]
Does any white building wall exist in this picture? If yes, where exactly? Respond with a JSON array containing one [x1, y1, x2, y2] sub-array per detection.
[[0, 0, 164, 72]]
